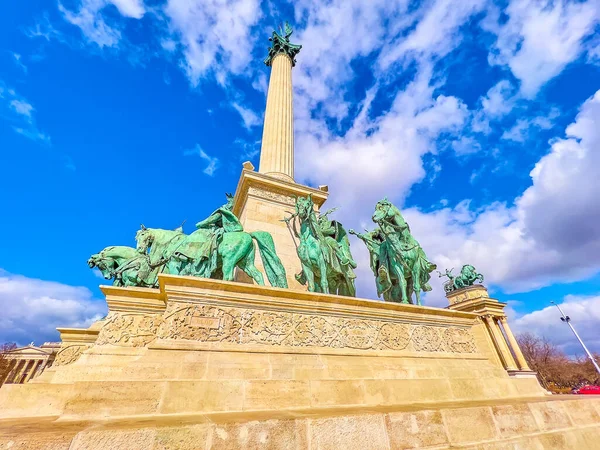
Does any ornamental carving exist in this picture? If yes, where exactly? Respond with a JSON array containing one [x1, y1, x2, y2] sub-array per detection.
[[248, 186, 296, 206], [96, 312, 162, 347], [444, 327, 477, 353], [411, 326, 445, 352], [156, 303, 476, 354], [54, 345, 90, 366]]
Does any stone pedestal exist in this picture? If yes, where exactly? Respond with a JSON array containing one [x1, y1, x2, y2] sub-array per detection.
[[447, 285, 535, 376], [2, 275, 600, 449], [232, 167, 328, 290]]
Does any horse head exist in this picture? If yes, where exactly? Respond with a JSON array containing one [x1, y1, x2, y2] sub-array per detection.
[[372, 198, 393, 223], [295, 195, 314, 222], [224, 193, 235, 211], [135, 225, 154, 253], [87, 252, 116, 280], [461, 265, 482, 283]]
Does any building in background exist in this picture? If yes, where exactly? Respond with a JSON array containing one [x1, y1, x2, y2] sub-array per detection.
[[1, 343, 60, 386]]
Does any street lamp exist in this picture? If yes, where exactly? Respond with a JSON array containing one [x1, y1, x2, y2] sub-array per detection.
[[550, 301, 600, 376]]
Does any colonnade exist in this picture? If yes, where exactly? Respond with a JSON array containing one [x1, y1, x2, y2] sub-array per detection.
[[482, 314, 531, 372], [2, 357, 49, 384]]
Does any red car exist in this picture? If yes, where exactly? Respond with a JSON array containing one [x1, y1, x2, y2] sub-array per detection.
[[575, 385, 600, 395]]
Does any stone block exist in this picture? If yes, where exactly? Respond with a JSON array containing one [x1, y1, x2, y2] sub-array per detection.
[[562, 398, 600, 425], [153, 424, 212, 450], [309, 380, 366, 407], [177, 362, 209, 380], [385, 409, 449, 448], [443, 406, 498, 445], [528, 400, 572, 431], [70, 429, 156, 450], [491, 403, 539, 438], [308, 414, 389, 450], [450, 378, 487, 401], [364, 378, 453, 406], [244, 380, 311, 410], [160, 381, 244, 414], [0, 384, 70, 419], [0, 433, 74, 450], [63, 381, 165, 418], [211, 419, 307, 450], [532, 429, 580, 450]]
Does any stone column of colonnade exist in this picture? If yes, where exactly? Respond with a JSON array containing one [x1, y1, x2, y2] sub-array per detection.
[[2, 360, 19, 384], [483, 315, 518, 371], [23, 360, 42, 383], [499, 316, 532, 371], [11, 360, 29, 384], [258, 53, 295, 182]]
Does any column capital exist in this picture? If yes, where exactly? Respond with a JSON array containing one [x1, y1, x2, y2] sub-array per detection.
[[264, 21, 302, 67]]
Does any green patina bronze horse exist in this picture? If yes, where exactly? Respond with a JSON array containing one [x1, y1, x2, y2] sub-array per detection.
[[88, 194, 288, 289], [134, 225, 288, 288], [87, 245, 156, 287], [370, 199, 436, 305], [438, 265, 484, 293], [286, 195, 356, 296]]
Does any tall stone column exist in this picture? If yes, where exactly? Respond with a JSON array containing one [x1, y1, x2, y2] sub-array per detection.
[[259, 53, 295, 181], [258, 22, 301, 182], [234, 22, 329, 290], [499, 317, 532, 371]]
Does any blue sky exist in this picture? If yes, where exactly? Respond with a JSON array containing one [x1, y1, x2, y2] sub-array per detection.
[[1, 0, 600, 355]]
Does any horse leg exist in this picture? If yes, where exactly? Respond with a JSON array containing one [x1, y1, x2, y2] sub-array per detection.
[[392, 264, 409, 303], [412, 266, 422, 306], [302, 262, 316, 292], [318, 256, 330, 294], [239, 252, 265, 286]]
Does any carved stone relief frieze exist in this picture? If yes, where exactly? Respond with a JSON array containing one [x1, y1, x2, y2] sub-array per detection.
[[155, 303, 477, 354], [54, 344, 91, 366], [96, 312, 163, 347], [247, 186, 296, 206]]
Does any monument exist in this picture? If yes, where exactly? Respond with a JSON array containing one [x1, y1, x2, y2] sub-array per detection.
[[1, 22, 600, 450]]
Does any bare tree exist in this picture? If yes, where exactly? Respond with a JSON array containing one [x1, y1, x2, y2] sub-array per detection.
[[517, 332, 600, 393]]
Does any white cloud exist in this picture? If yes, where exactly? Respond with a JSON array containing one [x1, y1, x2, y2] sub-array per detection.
[[59, 0, 145, 48], [26, 14, 64, 42], [487, 0, 600, 97], [12, 53, 27, 73], [395, 89, 600, 301], [234, 138, 260, 161], [0, 81, 50, 144], [452, 136, 481, 155], [163, 0, 261, 85], [471, 80, 519, 134], [513, 294, 600, 355], [12, 127, 51, 144], [378, 0, 485, 71], [296, 65, 468, 217], [501, 108, 559, 142], [290, 0, 484, 215], [232, 102, 262, 129], [0, 270, 106, 346], [10, 99, 34, 119], [183, 144, 220, 176]]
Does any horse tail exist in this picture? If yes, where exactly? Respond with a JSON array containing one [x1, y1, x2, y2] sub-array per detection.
[[250, 232, 288, 288], [417, 254, 436, 292]]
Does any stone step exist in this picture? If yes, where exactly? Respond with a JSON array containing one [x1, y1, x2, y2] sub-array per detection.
[[0, 376, 544, 421], [1, 395, 599, 449]]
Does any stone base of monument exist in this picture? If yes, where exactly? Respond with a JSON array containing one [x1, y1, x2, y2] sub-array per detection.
[[1, 275, 599, 449]]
